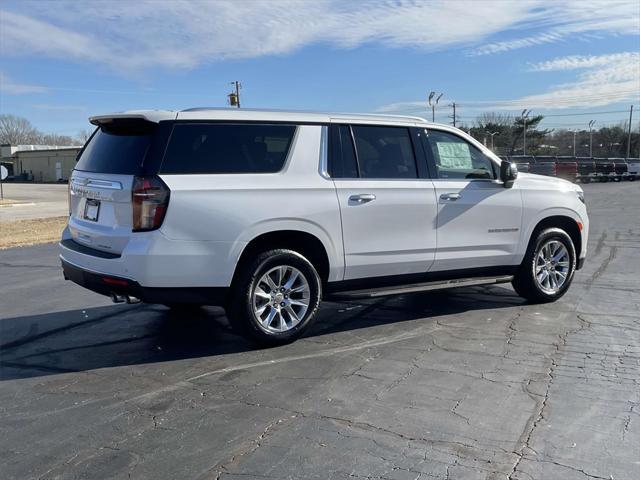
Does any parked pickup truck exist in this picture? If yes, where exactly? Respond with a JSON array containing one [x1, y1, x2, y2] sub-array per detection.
[[573, 157, 596, 183], [627, 158, 640, 180], [610, 158, 629, 181], [555, 160, 578, 182], [594, 158, 615, 182]]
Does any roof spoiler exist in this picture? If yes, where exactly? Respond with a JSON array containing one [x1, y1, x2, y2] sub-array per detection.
[[89, 114, 155, 127], [89, 111, 177, 126]]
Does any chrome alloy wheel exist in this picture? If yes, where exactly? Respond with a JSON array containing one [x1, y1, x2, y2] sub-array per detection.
[[251, 265, 311, 333], [535, 240, 570, 294]]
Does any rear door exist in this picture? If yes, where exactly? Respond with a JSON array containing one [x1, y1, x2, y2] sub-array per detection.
[[331, 124, 438, 280], [422, 128, 523, 271], [69, 119, 160, 255]]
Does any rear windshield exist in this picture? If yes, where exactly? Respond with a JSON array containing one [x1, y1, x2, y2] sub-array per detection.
[[75, 125, 154, 174], [160, 123, 296, 174]]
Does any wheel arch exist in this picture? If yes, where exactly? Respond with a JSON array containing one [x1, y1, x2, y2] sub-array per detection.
[[232, 230, 332, 287], [526, 214, 582, 259]]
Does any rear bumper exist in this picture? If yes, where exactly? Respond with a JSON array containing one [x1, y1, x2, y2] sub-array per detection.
[[59, 225, 242, 288], [61, 258, 228, 305]]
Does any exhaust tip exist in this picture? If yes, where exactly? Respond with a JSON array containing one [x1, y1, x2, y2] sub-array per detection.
[[111, 293, 126, 304], [111, 293, 141, 304]]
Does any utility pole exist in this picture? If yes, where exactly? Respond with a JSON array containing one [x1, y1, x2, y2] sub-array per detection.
[[428, 92, 443, 122], [449, 102, 457, 127], [487, 131, 499, 151], [521, 109, 531, 155], [228, 81, 242, 108], [572, 129, 577, 156], [626, 105, 634, 159], [588, 119, 596, 157]]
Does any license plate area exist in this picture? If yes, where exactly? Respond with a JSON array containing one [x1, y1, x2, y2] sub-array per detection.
[[83, 199, 100, 222]]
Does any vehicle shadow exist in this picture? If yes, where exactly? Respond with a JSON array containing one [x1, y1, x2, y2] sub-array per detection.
[[0, 284, 524, 381]]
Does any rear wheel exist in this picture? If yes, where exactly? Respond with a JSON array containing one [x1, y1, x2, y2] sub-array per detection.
[[226, 249, 321, 345], [512, 228, 576, 303]]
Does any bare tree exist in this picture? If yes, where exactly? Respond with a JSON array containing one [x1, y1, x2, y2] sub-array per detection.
[[39, 133, 77, 146], [0, 114, 39, 145], [76, 129, 93, 144]]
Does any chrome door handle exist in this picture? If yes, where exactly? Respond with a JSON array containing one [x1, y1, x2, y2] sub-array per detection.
[[440, 193, 461, 201], [349, 193, 376, 204]]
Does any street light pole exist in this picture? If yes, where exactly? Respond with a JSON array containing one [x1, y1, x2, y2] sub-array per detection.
[[428, 91, 443, 122], [487, 131, 499, 151], [588, 120, 596, 157], [521, 109, 531, 155], [626, 105, 633, 159]]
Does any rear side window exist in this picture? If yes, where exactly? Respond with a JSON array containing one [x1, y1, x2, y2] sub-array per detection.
[[161, 124, 296, 174], [75, 126, 153, 174], [351, 126, 417, 179]]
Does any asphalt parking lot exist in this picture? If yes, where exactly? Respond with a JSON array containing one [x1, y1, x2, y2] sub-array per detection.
[[0, 183, 68, 221], [1, 181, 638, 480]]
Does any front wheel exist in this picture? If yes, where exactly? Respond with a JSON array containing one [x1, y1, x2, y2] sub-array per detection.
[[226, 249, 322, 345], [512, 228, 576, 303]]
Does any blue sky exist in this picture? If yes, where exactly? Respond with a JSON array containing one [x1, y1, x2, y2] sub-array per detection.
[[0, 0, 638, 137]]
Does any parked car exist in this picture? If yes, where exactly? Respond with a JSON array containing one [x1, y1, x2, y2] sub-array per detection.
[[594, 158, 615, 181], [627, 158, 640, 180], [555, 159, 578, 182], [573, 157, 596, 183], [610, 158, 629, 181], [60, 109, 589, 344]]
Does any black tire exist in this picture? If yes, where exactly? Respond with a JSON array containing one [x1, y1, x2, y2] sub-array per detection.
[[226, 249, 322, 345], [512, 227, 576, 303]]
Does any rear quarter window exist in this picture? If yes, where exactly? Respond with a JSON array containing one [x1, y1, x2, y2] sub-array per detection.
[[75, 127, 153, 174], [160, 123, 296, 174]]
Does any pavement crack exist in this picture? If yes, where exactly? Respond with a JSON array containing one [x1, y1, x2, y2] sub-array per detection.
[[209, 414, 298, 480], [508, 313, 591, 480]]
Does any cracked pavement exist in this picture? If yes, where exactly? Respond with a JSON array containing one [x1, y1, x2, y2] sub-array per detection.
[[1, 182, 639, 479]]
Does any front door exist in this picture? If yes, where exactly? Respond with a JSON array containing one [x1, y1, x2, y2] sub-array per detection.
[[423, 128, 523, 271]]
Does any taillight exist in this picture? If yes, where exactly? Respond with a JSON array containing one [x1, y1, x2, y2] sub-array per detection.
[[132, 175, 170, 232]]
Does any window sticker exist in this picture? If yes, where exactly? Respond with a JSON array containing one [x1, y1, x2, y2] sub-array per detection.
[[436, 142, 472, 169]]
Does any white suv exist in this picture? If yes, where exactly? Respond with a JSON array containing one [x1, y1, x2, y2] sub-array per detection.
[[61, 108, 588, 344]]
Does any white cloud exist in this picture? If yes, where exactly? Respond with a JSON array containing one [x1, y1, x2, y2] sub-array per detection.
[[512, 52, 640, 108], [0, 72, 48, 94], [528, 53, 639, 72], [470, 0, 639, 56], [377, 51, 640, 112], [0, 0, 637, 73]]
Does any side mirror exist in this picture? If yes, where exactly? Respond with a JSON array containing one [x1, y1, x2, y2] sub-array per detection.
[[500, 161, 518, 188]]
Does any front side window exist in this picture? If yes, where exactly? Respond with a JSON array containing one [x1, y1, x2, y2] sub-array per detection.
[[351, 126, 418, 179], [161, 123, 296, 174], [426, 130, 496, 180]]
